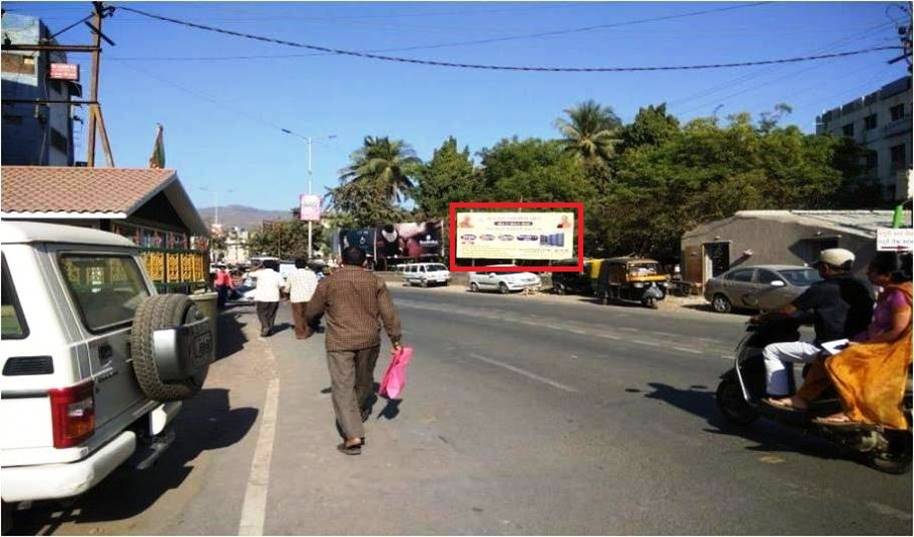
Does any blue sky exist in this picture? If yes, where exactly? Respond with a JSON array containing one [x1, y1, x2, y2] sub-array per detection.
[[5, 1, 910, 211]]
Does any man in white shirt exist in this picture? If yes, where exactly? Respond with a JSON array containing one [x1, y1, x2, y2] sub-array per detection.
[[250, 261, 285, 337], [284, 257, 319, 339]]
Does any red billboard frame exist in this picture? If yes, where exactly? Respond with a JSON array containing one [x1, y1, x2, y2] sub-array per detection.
[[448, 201, 585, 273]]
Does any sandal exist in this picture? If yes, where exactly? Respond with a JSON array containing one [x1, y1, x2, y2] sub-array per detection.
[[762, 398, 802, 411], [337, 442, 362, 455], [813, 414, 858, 427]]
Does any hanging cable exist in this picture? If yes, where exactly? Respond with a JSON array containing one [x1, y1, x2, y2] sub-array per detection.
[[116, 5, 898, 73]]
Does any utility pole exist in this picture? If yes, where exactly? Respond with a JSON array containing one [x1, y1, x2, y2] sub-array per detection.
[[307, 136, 313, 259], [86, 2, 102, 166]]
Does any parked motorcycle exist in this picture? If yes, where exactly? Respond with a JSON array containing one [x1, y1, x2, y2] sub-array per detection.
[[715, 319, 912, 474]]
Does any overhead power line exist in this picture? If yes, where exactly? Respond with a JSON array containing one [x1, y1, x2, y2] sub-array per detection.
[[117, 6, 897, 73]]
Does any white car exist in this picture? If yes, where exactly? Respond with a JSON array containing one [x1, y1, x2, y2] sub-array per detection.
[[401, 263, 450, 287], [0, 222, 213, 532], [468, 266, 542, 294]]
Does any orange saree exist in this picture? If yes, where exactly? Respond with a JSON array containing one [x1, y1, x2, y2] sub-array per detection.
[[824, 282, 913, 429]]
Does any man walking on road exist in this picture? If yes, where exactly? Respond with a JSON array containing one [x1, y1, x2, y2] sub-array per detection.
[[285, 257, 319, 339], [306, 246, 402, 455], [250, 261, 285, 338]]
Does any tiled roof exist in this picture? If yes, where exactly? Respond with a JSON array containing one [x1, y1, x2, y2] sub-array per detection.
[[1, 166, 177, 215]]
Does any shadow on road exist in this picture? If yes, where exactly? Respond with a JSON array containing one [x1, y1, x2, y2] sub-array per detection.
[[216, 308, 251, 362], [641, 382, 840, 460], [10, 388, 258, 536], [680, 303, 752, 316]]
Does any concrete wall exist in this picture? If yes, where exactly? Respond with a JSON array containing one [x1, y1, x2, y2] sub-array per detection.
[[681, 215, 877, 285]]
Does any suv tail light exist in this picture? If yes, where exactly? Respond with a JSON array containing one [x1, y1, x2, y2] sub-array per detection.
[[49, 380, 95, 448]]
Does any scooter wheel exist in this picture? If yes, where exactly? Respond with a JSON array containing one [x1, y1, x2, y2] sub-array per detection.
[[870, 430, 912, 474], [716, 378, 759, 426]]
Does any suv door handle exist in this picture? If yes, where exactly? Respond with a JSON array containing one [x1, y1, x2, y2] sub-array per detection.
[[98, 344, 113, 363]]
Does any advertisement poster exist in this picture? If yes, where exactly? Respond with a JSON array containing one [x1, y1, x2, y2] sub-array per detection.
[[376, 221, 443, 260], [338, 228, 376, 256], [455, 211, 574, 260], [299, 194, 321, 222]]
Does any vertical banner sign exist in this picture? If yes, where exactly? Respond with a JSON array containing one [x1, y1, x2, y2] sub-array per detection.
[[299, 194, 321, 222]]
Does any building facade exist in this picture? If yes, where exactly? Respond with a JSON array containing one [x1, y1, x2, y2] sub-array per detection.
[[1, 13, 80, 166], [816, 76, 913, 201], [681, 210, 911, 286]]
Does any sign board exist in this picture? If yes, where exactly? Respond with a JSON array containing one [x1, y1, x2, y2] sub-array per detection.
[[49, 62, 79, 81], [877, 227, 914, 251], [455, 211, 574, 261], [299, 194, 321, 222]]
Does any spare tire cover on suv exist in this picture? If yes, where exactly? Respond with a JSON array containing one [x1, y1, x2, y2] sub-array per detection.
[[131, 294, 213, 401]]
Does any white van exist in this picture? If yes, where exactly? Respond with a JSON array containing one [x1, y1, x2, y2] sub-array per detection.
[[1, 222, 213, 531], [401, 263, 451, 287]]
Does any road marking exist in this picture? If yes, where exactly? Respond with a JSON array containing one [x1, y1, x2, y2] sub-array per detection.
[[866, 501, 913, 521], [468, 353, 577, 393], [238, 372, 280, 535], [672, 347, 703, 355]]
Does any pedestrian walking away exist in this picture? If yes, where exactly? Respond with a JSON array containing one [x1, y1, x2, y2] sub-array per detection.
[[306, 246, 402, 455], [250, 260, 285, 337], [285, 257, 319, 339]]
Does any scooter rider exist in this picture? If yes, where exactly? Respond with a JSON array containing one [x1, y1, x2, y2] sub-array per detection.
[[750, 248, 874, 408]]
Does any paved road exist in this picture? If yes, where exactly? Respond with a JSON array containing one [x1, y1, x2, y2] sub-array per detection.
[[11, 286, 912, 535]]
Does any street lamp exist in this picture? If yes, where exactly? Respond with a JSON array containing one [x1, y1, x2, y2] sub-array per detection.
[[304, 134, 336, 258]]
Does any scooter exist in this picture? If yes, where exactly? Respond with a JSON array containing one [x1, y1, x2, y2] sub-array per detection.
[[715, 319, 913, 474]]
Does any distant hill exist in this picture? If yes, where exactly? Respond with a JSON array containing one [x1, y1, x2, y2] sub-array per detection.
[[198, 204, 291, 231]]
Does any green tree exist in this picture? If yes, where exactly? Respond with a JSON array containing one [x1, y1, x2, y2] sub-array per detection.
[[619, 103, 680, 151], [413, 137, 480, 216], [341, 136, 422, 202], [246, 220, 326, 260], [326, 179, 410, 229], [554, 100, 622, 165], [478, 137, 594, 202]]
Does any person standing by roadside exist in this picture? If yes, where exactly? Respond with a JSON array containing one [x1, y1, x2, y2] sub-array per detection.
[[214, 266, 234, 309], [285, 257, 319, 339], [306, 246, 402, 455], [251, 261, 285, 338]]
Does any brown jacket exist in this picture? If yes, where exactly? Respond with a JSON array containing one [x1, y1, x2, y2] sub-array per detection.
[[305, 266, 402, 351]]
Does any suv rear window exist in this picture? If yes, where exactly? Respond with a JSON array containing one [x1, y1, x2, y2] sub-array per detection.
[[59, 255, 150, 332], [1, 255, 29, 339]]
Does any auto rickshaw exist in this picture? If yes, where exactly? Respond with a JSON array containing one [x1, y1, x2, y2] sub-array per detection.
[[550, 259, 594, 295], [591, 257, 670, 308]]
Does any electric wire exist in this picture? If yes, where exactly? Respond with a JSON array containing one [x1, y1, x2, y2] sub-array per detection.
[[116, 6, 897, 73]]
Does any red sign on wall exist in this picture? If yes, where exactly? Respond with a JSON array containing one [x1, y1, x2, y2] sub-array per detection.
[[49, 63, 79, 81]]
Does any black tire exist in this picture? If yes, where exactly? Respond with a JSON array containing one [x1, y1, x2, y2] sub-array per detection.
[[498, 282, 510, 294], [2, 500, 12, 535], [553, 283, 566, 295], [712, 293, 732, 314], [131, 294, 210, 402], [870, 431, 912, 474], [642, 297, 657, 309], [470, 282, 480, 293], [716, 377, 759, 426], [421, 279, 428, 288]]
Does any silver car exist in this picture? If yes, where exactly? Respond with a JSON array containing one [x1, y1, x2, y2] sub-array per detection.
[[704, 265, 821, 313]]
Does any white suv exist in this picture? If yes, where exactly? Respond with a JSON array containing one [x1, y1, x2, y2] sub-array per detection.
[[401, 263, 451, 287], [1, 222, 213, 531], [468, 266, 542, 294]]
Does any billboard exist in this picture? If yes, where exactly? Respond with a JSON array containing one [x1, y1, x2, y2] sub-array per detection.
[[338, 228, 376, 256], [455, 211, 574, 260], [449, 202, 585, 272], [299, 194, 321, 222], [376, 221, 443, 261]]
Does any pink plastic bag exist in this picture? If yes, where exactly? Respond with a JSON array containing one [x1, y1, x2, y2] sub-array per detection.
[[379, 346, 413, 400]]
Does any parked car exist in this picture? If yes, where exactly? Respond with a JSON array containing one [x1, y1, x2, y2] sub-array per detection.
[[551, 260, 593, 295], [0, 221, 214, 532], [704, 264, 822, 313], [401, 263, 451, 287], [468, 266, 542, 294]]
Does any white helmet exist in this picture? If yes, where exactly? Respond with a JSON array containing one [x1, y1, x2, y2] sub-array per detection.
[[815, 248, 855, 269]]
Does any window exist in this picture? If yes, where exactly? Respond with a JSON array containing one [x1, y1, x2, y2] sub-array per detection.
[[891, 144, 906, 171], [50, 128, 68, 153], [725, 269, 754, 282], [842, 123, 854, 137], [779, 269, 822, 287], [59, 255, 150, 333], [865, 151, 878, 170], [1, 255, 29, 339], [864, 114, 877, 130], [890, 104, 905, 121], [757, 270, 784, 285]]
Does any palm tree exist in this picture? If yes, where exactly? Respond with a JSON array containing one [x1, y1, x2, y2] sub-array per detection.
[[554, 100, 622, 164], [341, 136, 422, 203]]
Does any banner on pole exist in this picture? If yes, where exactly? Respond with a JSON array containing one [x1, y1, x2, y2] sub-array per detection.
[[877, 227, 914, 251], [299, 194, 321, 222]]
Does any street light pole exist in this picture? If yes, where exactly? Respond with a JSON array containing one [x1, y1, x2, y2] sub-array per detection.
[[307, 136, 313, 259]]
